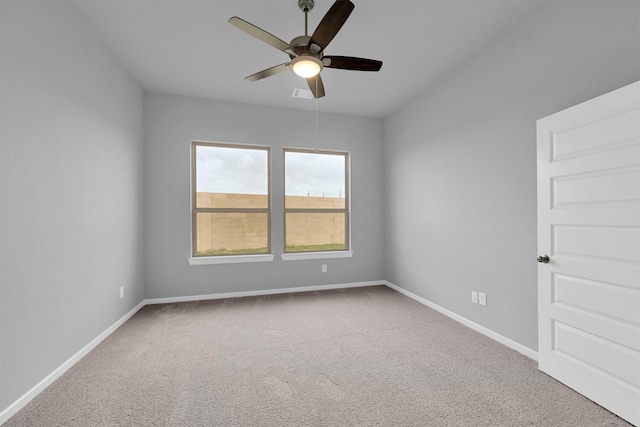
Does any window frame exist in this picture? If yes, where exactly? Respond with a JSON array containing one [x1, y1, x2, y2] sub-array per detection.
[[282, 148, 351, 256], [189, 141, 272, 262]]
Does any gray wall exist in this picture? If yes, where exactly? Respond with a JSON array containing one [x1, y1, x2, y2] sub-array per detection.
[[384, 0, 640, 351], [143, 93, 385, 298], [0, 0, 145, 411]]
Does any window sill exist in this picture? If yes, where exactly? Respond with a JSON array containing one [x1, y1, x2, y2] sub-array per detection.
[[188, 254, 275, 265], [281, 251, 353, 261]]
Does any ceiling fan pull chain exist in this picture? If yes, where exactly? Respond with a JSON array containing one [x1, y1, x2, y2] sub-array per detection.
[[315, 77, 319, 152]]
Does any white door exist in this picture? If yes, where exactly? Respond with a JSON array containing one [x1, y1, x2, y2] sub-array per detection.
[[537, 81, 640, 426]]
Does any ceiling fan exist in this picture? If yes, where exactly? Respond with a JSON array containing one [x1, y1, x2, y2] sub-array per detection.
[[229, 0, 383, 98]]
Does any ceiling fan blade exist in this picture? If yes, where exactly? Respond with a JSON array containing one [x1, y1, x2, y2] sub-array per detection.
[[309, 0, 354, 52], [306, 74, 326, 98], [323, 56, 382, 71], [229, 17, 294, 55], [245, 63, 290, 82]]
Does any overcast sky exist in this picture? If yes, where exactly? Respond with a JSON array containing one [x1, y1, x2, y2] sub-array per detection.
[[196, 146, 345, 198], [285, 151, 345, 198], [196, 145, 268, 194]]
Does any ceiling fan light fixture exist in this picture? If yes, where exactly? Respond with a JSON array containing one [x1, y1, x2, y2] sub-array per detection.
[[229, 0, 382, 98], [291, 56, 323, 78]]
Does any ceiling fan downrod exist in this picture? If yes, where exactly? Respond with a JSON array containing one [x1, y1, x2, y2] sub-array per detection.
[[298, 0, 314, 36]]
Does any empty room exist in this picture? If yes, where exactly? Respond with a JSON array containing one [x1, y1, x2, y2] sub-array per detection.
[[1, 0, 639, 425]]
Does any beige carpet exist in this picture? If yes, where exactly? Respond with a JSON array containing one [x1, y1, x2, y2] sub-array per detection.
[[5, 285, 632, 426]]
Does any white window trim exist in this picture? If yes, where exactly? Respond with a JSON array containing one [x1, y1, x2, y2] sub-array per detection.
[[281, 251, 353, 261], [188, 254, 275, 265], [283, 148, 351, 258], [190, 140, 272, 261]]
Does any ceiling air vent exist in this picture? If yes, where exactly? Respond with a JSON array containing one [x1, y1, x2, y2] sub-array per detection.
[[292, 88, 314, 99]]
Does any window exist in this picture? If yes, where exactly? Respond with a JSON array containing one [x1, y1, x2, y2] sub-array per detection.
[[284, 149, 349, 253], [191, 142, 270, 258]]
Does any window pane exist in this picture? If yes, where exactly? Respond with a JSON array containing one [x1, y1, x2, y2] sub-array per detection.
[[196, 212, 269, 256], [196, 145, 268, 209], [285, 151, 345, 209], [285, 212, 346, 252]]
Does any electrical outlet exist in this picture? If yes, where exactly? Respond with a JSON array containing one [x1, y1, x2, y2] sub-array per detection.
[[119, 286, 124, 299], [479, 292, 487, 306], [322, 264, 328, 273], [471, 291, 478, 304]]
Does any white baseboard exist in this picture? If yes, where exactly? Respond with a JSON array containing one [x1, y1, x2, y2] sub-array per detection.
[[1, 279, 536, 425], [384, 281, 538, 361], [143, 280, 384, 305], [0, 301, 145, 426], [0, 280, 384, 424]]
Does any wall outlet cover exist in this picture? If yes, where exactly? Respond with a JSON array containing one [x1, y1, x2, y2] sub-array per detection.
[[471, 291, 478, 303], [479, 292, 487, 306]]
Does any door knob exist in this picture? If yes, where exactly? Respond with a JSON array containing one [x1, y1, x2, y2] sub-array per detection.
[[537, 255, 550, 263]]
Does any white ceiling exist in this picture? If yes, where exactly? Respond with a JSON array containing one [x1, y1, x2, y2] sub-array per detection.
[[72, 0, 551, 119]]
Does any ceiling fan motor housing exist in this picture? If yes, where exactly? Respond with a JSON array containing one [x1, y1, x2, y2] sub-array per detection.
[[289, 35, 321, 57]]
